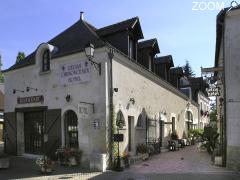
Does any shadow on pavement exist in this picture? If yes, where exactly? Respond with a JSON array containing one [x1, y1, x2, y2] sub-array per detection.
[[0, 156, 100, 180]]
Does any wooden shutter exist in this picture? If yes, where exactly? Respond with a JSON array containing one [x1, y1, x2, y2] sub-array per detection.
[[4, 112, 17, 155], [45, 109, 61, 157]]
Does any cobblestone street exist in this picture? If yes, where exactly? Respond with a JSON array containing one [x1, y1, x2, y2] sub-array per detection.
[[1, 145, 239, 180]]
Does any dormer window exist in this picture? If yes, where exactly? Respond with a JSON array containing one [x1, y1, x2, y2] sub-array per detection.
[[129, 38, 133, 59], [42, 49, 50, 72]]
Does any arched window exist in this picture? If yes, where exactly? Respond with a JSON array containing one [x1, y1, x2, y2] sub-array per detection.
[[42, 49, 50, 72], [137, 114, 144, 128], [116, 111, 125, 128], [64, 110, 78, 148]]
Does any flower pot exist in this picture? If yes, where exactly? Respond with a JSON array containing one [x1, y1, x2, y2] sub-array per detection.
[[214, 156, 223, 166], [68, 157, 77, 166], [138, 153, 149, 161], [41, 167, 53, 174]]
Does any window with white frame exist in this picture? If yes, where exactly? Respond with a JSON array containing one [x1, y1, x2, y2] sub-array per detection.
[[42, 49, 50, 72]]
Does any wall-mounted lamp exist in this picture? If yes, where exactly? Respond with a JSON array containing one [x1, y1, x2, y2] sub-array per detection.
[[13, 89, 24, 94], [66, 94, 71, 102], [113, 88, 118, 92], [85, 43, 101, 75], [129, 98, 135, 105], [186, 101, 190, 110], [26, 86, 38, 92]]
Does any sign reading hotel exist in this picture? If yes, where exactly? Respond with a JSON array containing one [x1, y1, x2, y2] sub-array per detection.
[[78, 103, 90, 118], [17, 95, 44, 104], [207, 86, 220, 97], [60, 60, 91, 85]]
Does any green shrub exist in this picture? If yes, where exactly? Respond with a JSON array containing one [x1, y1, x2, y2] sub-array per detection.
[[136, 144, 148, 154]]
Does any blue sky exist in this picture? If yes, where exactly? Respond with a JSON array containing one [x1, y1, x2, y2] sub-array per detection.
[[0, 0, 232, 75]]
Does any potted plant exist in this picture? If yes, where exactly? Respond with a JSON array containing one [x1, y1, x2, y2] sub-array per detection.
[[36, 156, 55, 174], [68, 148, 82, 166], [55, 147, 82, 166], [136, 144, 149, 160], [121, 152, 130, 168]]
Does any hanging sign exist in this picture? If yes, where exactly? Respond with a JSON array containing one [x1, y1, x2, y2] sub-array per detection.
[[207, 86, 220, 97], [17, 95, 44, 104], [60, 60, 91, 85]]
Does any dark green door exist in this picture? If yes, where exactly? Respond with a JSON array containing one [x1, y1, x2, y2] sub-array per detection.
[[24, 111, 44, 154]]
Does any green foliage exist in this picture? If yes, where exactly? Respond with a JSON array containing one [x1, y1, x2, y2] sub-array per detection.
[[136, 144, 148, 154], [0, 54, 4, 83], [202, 125, 219, 154], [209, 110, 217, 129], [188, 128, 204, 138], [111, 106, 118, 159], [16, 51, 25, 64], [182, 60, 195, 78]]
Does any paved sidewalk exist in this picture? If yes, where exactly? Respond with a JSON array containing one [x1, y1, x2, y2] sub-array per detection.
[[126, 145, 228, 173], [0, 145, 239, 180]]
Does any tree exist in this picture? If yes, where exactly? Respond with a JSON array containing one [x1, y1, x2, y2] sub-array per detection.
[[16, 51, 25, 63], [182, 60, 195, 78], [0, 54, 4, 83]]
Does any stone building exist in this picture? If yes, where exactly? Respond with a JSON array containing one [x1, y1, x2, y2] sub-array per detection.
[[3, 13, 198, 170], [214, 5, 240, 170]]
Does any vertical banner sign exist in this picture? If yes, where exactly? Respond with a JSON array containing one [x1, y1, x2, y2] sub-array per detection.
[[60, 60, 91, 85]]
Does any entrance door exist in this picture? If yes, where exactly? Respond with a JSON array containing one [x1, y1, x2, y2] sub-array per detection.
[[64, 110, 79, 148], [160, 120, 164, 147], [128, 116, 134, 152], [24, 111, 44, 154]]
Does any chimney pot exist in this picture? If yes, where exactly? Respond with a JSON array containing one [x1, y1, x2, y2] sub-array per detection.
[[80, 11, 84, 20]]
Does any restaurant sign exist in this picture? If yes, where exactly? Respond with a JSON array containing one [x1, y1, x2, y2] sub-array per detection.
[[17, 95, 44, 104], [60, 60, 91, 85]]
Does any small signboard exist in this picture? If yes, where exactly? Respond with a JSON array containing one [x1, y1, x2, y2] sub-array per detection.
[[17, 95, 44, 104], [207, 87, 220, 97], [78, 104, 89, 118], [114, 134, 124, 142]]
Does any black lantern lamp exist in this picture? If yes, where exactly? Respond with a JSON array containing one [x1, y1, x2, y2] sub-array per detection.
[[85, 43, 101, 75], [13, 89, 24, 94], [66, 94, 71, 102], [26, 86, 38, 92]]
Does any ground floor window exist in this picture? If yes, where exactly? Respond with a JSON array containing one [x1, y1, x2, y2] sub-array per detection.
[[64, 110, 78, 148]]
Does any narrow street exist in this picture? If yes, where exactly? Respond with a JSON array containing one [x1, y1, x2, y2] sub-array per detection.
[[90, 145, 240, 180], [1, 145, 239, 180]]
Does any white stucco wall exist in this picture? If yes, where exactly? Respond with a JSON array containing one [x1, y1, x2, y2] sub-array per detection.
[[111, 51, 198, 154], [4, 47, 110, 159], [198, 92, 210, 128]]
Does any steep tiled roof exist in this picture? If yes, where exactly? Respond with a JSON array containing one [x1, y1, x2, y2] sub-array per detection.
[[4, 19, 105, 72], [155, 55, 174, 67], [170, 67, 183, 75], [96, 17, 143, 38], [4, 16, 144, 72]]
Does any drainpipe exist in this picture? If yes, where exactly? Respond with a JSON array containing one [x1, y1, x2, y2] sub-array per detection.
[[108, 48, 114, 169]]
